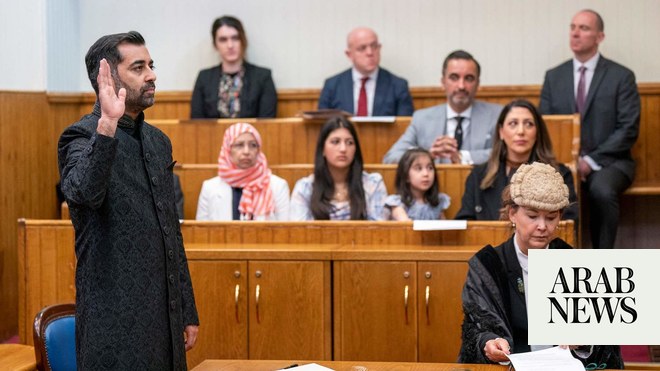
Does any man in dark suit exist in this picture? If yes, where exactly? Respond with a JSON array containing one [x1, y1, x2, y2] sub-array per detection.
[[384, 50, 501, 164], [318, 27, 413, 116], [539, 9, 640, 249]]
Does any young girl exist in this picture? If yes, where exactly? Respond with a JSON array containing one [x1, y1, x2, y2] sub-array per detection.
[[385, 148, 450, 221]]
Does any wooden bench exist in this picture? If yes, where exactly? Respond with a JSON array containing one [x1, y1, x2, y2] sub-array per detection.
[[175, 163, 472, 220], [17, 219, 573, 366], [152, 117, 410, 165], [151, 114, 580, 166], [17, 219, 575, 348], [624, 181, 660, 196]]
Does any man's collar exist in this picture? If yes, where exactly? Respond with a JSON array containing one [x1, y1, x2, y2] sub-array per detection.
[[351, 67, 379, 83], [92, 101, 144, 130], [573, 52, 600, 71], [446, 104, 473, 119]]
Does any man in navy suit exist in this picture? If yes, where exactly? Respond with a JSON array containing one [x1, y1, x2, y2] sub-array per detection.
[[384, 50, 501, 164], [318, 27, 413, 116], [540, 9, 640, 249]]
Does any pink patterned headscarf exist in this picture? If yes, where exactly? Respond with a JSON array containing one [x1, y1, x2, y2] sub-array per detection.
[[217, 123, 274, 218]]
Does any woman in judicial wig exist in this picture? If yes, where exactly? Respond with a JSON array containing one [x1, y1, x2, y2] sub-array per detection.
[[458, 162, 623, 368]]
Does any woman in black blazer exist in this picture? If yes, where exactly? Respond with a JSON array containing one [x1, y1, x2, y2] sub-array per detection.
[[455, 99, 578, 222], [191, 16, 277, 118]]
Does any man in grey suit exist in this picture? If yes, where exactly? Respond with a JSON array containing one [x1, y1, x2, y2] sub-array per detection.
[[383, 50, 501, 164], [539, 9, 640, 249]]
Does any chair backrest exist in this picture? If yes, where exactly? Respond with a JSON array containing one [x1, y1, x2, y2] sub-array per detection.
[[33, 303, 76, 371]]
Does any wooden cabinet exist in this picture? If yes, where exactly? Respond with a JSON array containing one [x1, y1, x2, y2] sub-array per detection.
[[333, 260, 468, 363], [187, 259, 332, 368], [334, 262, 418, 361], [247, 261, 331, 360], [418, 262, 469, 362], [186, 261, 248, 366]]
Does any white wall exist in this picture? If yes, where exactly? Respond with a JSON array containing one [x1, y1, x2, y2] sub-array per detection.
[[46, 0, 80, 92], [0, 0, 46, 91], [2, 0, 659, 92]]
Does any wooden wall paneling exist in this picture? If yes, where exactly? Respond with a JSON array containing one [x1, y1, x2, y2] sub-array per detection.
[[544, 114, 579, 165], [158, 114, 577, 169], [225, 224, 243, 244], [636, 94, 660, 183], [276, 89, 318, 118], [0, 91, 52, 340], [17, 221, 76, 344]]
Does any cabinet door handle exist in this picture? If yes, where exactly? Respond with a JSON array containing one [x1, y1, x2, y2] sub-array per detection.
[[234, 284, 240, 323], [425, 285, 430, 325], [404, 285, 409, 325], [255, 284, 261, 324]]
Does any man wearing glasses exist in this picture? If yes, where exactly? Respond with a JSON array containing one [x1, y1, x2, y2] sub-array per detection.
[[318, 27, 414, 116]]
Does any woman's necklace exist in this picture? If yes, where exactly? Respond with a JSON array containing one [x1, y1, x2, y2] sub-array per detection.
[[334, 184, 349, 202]]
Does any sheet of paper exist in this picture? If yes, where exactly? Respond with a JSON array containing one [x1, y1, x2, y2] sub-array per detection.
[[413, 220, 467, 231], [350, 116, 396, 123], [506, 346, 584, 371], [277, 363, 335, 371]]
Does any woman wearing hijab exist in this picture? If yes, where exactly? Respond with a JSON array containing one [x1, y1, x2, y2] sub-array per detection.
[[196, 123, 289, 220]]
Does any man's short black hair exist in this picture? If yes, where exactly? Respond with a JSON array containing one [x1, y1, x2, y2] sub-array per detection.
[[85, 31, 145, 95], [442, 50, 481, 78]]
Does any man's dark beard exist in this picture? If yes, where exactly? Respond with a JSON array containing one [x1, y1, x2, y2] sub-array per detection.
[[114, 77, 156, 112]]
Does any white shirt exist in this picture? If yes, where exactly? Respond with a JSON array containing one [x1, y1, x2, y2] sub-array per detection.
[[352, 67, 379, 116], [446, 105, 475, 164], [195, 175, 290, 221]]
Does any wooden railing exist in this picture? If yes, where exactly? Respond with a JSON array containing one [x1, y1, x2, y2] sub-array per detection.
[[150, 114, 579, 166], [17, 219, 574, 346]]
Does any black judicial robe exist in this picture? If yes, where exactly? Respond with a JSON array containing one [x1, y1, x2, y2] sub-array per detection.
[[458, 236, 623, 368]]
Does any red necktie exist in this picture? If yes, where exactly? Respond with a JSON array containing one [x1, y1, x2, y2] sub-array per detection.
[[576, 66, 587, 113], [357, 76, 369, 116]]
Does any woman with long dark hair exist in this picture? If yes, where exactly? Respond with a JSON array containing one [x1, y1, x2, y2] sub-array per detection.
[[455, 99, 577, 221], [290, 116, 387, 220]]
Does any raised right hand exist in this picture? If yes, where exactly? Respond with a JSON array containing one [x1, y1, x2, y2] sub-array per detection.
[[96, 58, 126, 137]]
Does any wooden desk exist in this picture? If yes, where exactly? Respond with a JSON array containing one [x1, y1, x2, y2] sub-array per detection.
[[191, 359, 507, 371], [191, 359, 659, 371], [0, 344, 36, 371]]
